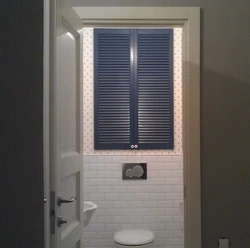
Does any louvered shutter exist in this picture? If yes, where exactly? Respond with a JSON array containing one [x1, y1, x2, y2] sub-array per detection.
[[135, 29, 174, 149], [94, 29, 133, 149]]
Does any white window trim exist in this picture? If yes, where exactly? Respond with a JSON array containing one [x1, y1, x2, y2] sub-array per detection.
[[74, 6, 201, 248]]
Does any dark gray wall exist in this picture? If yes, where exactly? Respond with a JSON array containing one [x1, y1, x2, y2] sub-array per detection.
[[1, 0, 250, 247], [0, 1, 44, 247], [73, 1, 250, 247]]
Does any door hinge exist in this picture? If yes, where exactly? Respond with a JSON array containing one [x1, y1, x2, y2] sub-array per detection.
[[50, 190, 56, 234]]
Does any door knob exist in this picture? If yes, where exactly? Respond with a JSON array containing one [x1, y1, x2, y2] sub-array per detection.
[[57, 196, 76, 206], [57, 216, 67, 227]]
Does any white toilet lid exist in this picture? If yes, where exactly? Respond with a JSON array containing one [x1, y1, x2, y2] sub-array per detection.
[[114, 229, 155, 246]]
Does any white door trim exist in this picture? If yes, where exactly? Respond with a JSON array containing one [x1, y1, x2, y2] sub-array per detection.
[[74, 6, 201, 248], [43, 1, 50, 248]]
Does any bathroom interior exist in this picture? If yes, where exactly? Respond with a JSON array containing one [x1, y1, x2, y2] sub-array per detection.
[[82, 27, 184, 248]]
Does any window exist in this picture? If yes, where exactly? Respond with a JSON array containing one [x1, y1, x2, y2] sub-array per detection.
[[94, 28, 173, 150]]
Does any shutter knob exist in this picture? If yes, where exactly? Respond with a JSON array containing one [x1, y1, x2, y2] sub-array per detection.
[[134, 145, 138, 149], [131, 145, 134, 149]]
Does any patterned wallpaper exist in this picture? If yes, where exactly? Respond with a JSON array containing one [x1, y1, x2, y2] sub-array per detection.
[[83, 28, 183, 155]]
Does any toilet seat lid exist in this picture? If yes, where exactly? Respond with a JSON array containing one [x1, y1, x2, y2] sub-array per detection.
[[114, 229, 155, 246]]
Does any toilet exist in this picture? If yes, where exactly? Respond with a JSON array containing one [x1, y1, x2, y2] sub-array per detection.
[[113, 229, 155, 248]]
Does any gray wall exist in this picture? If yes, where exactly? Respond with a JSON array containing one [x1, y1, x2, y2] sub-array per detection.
[[0, 1, 44, 247], [72, 1, 250, 247]]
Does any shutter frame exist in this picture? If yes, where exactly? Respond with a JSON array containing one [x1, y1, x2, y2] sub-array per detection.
[[135, 29, 174, 149], [94, 29, 133, 150], [94, 28, 174, 150]]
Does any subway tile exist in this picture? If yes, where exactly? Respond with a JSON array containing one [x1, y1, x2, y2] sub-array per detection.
[[127, 201, 143, 208], [173, 171, 183, 177], [147, 171, 158, 177], [113, 216, 128, 223], [113, 201, 128, 208], [147, 201, 158, 208], [143, 216, 158, 223], [135, 193, 150, 200], [105, 209, 122, 216], [97, 186, 113, 193], [87, 163, 104, 171], [157, 155, 174, 163], [89, 193, 105, 201], [155, 238, 166, 245], [113, 186, 128, 193], [84, 171, 98, 178], [90, 239, 113, 247], [84, 186, 97, 193], [90, 224, 105, 231], [134, 208, 150, 216], [150, 208, 166, 215], [173, 186, 183, 193], [165, 193, 180, 200], [158, 186, 173, 193], [150, 193, 166, 200], [121, 193, 135, 201], [84, 156, 97, 163], [142, 185, 158, 193], [172, 155, 183, 163], [84, 231, 97, 239], [135, 223, 151, 229], [158, 216, 173, 223], [165, 163, 181, 170], [121, 223, 136, 229], [89, 179, 105, 185], [157, 200, 173, 208], [104, 193, 120, 201], [121, 208, 135, 216], [173, 231, 184, 238], [157, 231, 173, 238], [150, 223, 166, 231], [97, 216, 113, 224], [104, 163, 120, 171], [165, 238, 182, 245], [96, 155, 113, 162], [128, 216, 143, 223], [126, 186, 143, 193], [173, 216, 184, 223], [165, 223, 182, 231], [157, 171, 175, 178], [165, 178, 181, 185], [104, 179, 120, 185], [150, 178, 165, 185], [97, 231, 113, 239]]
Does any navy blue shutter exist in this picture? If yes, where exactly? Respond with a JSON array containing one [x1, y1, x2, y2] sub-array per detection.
[[94, 29, 133, 149], [135, 29, 174, 149]]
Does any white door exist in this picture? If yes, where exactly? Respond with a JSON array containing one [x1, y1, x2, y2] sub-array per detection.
[[50, 1, 83, 248]]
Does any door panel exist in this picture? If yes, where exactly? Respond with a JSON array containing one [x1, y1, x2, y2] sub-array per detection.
[[50, 1, 83, 248]]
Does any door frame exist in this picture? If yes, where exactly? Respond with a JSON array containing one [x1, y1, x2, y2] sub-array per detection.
[[73, 6, 201, 248], [43, 0, 51, 248]]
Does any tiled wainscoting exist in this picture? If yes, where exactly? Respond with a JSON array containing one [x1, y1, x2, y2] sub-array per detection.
[[83, 155, 184, 248]]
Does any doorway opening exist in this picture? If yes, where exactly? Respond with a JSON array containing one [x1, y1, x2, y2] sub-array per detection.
[[74, 6, 201, 248], [83, 26, 184, 248]]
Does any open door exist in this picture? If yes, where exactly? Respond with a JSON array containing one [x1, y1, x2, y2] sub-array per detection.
[[49, 1, 83, 248]]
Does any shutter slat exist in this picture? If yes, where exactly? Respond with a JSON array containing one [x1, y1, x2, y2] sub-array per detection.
[[94, 29, 132, 149], [135, 29, 174, 149]]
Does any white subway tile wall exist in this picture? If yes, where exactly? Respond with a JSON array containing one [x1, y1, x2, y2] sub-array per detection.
[[83, 155, 184, 248], [83, 28, 183, 248]]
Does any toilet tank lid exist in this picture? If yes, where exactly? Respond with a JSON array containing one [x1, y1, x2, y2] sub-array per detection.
[[114, 229, 155, 246]]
